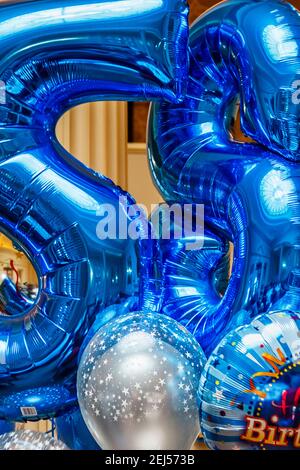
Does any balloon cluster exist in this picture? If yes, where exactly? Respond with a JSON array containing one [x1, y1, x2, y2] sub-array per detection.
[[143, 0, 300, 451], [0, 0, 299, 452]]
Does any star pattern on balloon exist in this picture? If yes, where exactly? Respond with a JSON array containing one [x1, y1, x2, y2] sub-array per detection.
[[80, 315, 203, 424], [0, 430, 68, 450], [78, 312, 206, 449]]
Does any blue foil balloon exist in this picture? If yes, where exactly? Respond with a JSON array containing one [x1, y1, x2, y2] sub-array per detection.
[[145, 0, 300, 354], [141, 204, 231, 354], [0, 0, 189, 421], [56, 408, 101, 450], [0, 420, 14, 435], [199, 310, 300, 450]]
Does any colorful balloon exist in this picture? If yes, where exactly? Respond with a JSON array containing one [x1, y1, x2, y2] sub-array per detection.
[[145, 0, 300, 354], [199, 310, 300, 450], [0, 0, 188, 420], [77, 311, 206, 450]]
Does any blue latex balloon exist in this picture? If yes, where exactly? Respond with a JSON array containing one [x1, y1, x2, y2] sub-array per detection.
[[0, 0, 188, 421], [146, 0, 300, 354], [56, 408, 101, 450], [199, 310, 300, 450]]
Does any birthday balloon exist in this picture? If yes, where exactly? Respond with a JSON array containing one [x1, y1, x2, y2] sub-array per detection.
[[56, 408, 101, 450], [77, 311, 206, 450], [145, 0, 300, 355], [0, 0, 188, 421], [199, 310, 300, 450], [0, 430, 69, 450]]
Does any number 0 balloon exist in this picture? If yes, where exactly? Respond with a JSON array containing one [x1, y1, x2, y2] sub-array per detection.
[[0, 0, 188, 421]]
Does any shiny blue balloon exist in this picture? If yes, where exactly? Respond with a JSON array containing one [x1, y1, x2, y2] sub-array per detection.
[[77, 311, 206, 449], [56, 408, 101, 450], [146, 0, 300, 354], [78, 296, 139, 363], [0, 420, 14, 435], [0, 0, 189, 421], [199, 310, 300, 450], [141, 204, 231, 354]]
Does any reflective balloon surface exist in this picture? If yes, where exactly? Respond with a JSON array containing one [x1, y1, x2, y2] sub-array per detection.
[[145, 0, 300, 354], [78, 311, 206, 450], [141, 204, 231, 354], [0, 419, 14, 435], [56, 408, 101, 450], [78, 296, 140, 363], [0, 430, 69, 450], [199, 310, 300, 450], [0, 0, 188, 420]]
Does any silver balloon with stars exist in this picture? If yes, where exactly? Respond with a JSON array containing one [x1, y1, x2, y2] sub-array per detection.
[[77, 311, 206, 450], [0, 430, 69, 450]]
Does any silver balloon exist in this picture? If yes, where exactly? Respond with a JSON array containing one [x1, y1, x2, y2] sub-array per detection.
[[0, 430, 69, 450], [77, 312, 206, 450]]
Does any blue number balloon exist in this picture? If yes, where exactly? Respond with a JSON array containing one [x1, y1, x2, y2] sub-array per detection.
[[199, 310, 300, 450], [145, 0, 300, 354], [0, 0, 188, 421], [140, 204, 231, 354]]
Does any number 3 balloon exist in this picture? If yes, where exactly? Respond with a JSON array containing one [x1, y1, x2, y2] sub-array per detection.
[[145, 0, 300, 354], [0, 0, 188, 421]]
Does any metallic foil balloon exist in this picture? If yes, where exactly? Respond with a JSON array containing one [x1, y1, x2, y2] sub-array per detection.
[[56, 408, 101, 450], [0, 430, 69, 450], [77, 311, 206, 450], [145, 0, 300, 355], [199, 310, 300, 450], [0, 0, 188, 420], [0, 419, 14, 435], [141, 204, 231, 354]]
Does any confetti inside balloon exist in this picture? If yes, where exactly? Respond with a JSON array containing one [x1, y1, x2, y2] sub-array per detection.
[[199, 310, 300, 450], [0, 430, 69, 450], [78, 312, 206, 450]]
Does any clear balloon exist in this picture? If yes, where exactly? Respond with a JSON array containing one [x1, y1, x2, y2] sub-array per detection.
[[199, 310, 300, 450], [77, 311, 206, 450], [56, 408, 101, 450], [0, 0, 188, 420], [0, 430, 69, 450], [145, 0, 300, 354]]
